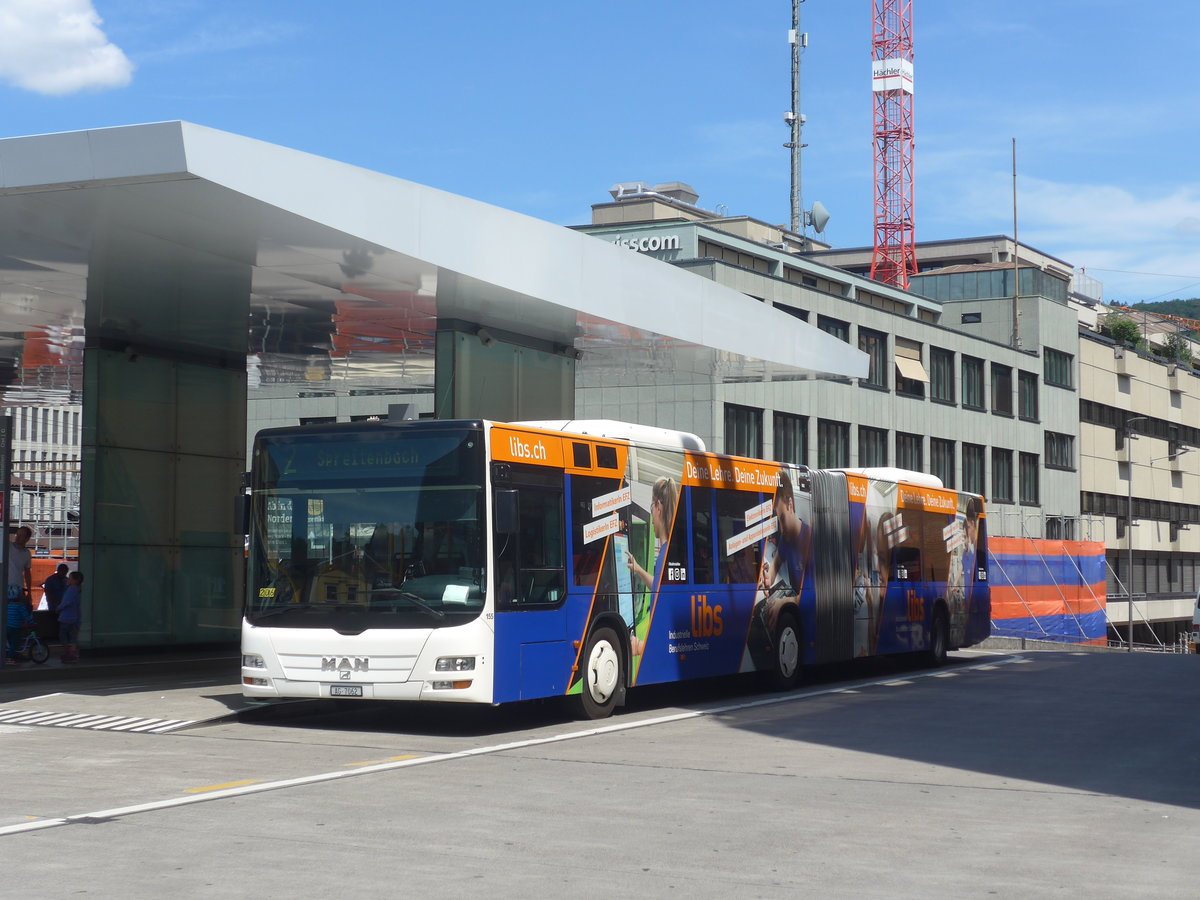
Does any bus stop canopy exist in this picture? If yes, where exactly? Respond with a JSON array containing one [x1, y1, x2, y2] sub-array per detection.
[[0, 121, 865, 406]]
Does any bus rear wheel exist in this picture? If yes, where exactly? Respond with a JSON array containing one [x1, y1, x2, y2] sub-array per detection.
[[926, 608, 949, 666], [576, 626, 623, 719], [769, 610, 802, 691]]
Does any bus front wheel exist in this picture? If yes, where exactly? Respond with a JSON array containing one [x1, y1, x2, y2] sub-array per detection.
[[576, 626, 623, 720], [769, 610, 802, 691]]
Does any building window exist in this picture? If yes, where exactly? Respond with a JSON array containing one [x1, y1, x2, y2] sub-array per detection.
[[1019, 452, 1040, 505], [859, 328, 888, 389], [818, 315, 850, 342], [1045, 348, 1074, 389], [961, 311, 982, 324], [1018, 371, 1039, 421], [963, 443, 985, 496], [859, 426, 888, 467], [930, 347, 955, 404], [1045, 431, 1075, 470], [895, 338, 927, 399], [817, 419, 850, 468], [299, 416, 336, 425], [773, 412, 807, 466], [991, 363, 1013, 416], [931, 438, 955, 488], [725, 404, 763, 458], [774, 302, 808, 322], [962, 356, 984, 410], [896, 432, 923, 472], [992, 448, 1013, 503]]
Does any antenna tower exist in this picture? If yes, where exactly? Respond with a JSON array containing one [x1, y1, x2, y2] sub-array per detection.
[[868, 0, 916, 288], [786, 0, 807, 236]]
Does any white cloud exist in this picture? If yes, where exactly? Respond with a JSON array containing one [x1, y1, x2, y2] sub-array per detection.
[[0, 0, 133, 95]]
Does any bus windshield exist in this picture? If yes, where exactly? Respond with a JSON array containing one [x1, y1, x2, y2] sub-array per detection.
[[246, 425, 486, 630]]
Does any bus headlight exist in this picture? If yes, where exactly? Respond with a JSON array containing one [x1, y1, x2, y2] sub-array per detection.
[[242, 654, 266, 669], [435, 656, 475, 672]]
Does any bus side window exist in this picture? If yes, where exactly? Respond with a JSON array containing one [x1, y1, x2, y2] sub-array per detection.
[[893, 547, 921, 582], [497, 486, 566, 609], [690, 487, 715, 585], [569, 474, 616, 588], [716, 487, 760, 585]]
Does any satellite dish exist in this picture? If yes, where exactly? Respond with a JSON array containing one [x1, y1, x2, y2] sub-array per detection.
[[807, 200, 830, 234]]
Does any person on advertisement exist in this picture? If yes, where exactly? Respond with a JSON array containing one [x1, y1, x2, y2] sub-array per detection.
[[625, 476, 678, 656], [757, 469, 810, 633]]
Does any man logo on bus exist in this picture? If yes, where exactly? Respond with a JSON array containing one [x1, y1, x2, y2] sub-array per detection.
[[322, 657, 369, 673]]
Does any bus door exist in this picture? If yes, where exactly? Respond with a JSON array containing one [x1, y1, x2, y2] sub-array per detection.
[[492, 462, 568, 700]]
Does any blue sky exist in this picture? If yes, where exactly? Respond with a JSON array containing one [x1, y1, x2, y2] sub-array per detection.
[[1, 0, 1196, 303]]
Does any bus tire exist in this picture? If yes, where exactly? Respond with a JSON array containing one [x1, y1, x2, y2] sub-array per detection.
[[769, 610, 802, 691], [576, 626, 623, 719], [926, 607, 949, 667]]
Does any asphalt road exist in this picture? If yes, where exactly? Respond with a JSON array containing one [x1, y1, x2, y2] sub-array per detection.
[[1, 648, 1196, 898]]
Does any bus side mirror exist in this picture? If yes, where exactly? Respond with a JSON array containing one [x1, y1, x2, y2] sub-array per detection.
[[236, 472, 251, 536], [495, 490, 519, 535]]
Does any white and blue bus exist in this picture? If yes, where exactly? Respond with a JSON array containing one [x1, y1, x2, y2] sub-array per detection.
[[241, 419, 990, 717]]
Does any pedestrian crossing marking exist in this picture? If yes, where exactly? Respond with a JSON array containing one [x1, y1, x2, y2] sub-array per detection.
[[0, 707, 196, 733]]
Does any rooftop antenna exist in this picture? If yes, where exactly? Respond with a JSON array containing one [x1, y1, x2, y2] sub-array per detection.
[[785, 0, 807, 236]]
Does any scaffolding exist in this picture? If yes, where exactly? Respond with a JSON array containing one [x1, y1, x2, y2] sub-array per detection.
[[7, 461, 79, 558]]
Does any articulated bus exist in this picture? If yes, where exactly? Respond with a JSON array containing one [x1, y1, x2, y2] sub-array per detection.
[[241, 419, 990, 718]]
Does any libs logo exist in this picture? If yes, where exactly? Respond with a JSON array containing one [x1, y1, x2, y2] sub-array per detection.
[[322, 657, 369, 680], [690, 595, 723, 637]]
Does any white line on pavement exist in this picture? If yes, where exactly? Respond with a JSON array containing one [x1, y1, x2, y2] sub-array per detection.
[[0, 654, 1024, 837]]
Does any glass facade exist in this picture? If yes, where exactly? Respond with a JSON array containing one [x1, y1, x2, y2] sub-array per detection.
[[910, 266, 1068, 305]]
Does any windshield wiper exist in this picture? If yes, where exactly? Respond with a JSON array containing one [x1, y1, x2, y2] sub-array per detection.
[[251, 603, 323, 620], [370, 586, 446, 620]]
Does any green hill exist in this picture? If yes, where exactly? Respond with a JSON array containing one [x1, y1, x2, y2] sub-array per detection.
[[1128, 298, 1200, 320]]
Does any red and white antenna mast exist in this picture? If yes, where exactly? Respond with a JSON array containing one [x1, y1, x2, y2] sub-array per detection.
[[869, 0, 916, 289]]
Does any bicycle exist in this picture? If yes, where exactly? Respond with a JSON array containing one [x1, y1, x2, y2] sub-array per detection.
[[14, 628, 50, 665]]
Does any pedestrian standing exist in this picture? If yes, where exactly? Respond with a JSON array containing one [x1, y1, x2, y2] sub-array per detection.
[[41, 563, 69, 613], [5, 526, 33, 665], [58, 571, 83, 664]]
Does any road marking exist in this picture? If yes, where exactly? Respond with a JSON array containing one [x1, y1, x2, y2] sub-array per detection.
[[0, 654, 1024, 837], [0, 707, 197, 733], [185, 780, 263, 794], [345, 754, 422, 768]]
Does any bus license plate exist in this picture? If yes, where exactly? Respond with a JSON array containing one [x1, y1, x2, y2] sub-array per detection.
[[330, 685, 363, 698]]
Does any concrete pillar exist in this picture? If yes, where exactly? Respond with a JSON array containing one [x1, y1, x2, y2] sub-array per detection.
[[80, 226, 249, 648]]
